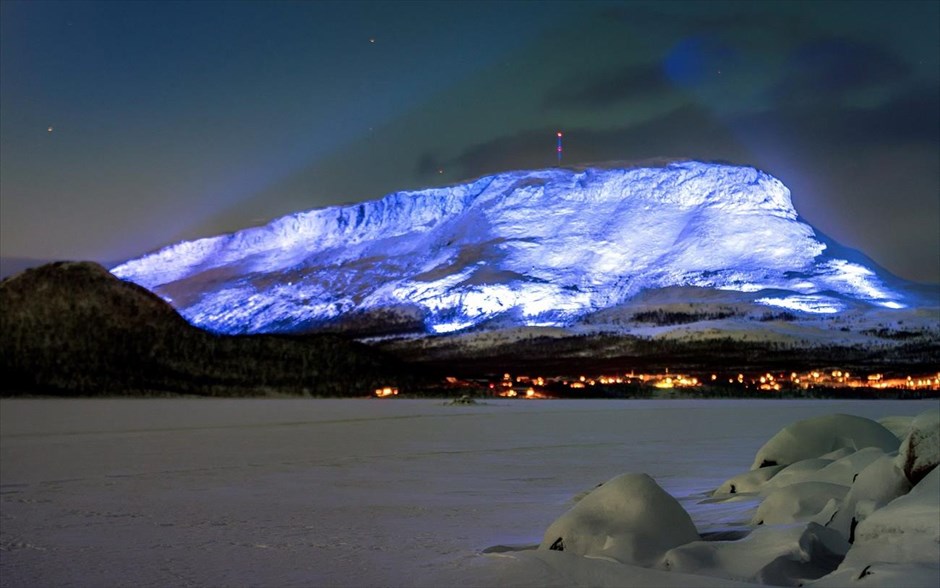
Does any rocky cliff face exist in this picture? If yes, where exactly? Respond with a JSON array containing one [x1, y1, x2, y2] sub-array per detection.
[[112, 162, 908, 335]]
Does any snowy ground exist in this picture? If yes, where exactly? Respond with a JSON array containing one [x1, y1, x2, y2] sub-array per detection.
[[1, 398, 934, 587]]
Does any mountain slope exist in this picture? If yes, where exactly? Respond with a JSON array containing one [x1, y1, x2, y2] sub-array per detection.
[[111, 162, 914, 336], [0, 262, 400, 395]]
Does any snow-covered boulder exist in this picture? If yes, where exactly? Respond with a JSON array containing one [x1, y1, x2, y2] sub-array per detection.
[[750, 414, 900, 470], [713, 465, 786, 496], [820, 447, 858, 460], [538, 473, 699, 566], [878, 415, 915, 440], [752, 482, 849, 526], [806, 447, 887, 487], [895, 408, 939, 486], [813, 467, 940, 587], [715, 449, 883, 498], [851, 467, 940, 565], [761, 458, 834, 492], [828, 454, 911, 542], [661, 522, 850, 586]]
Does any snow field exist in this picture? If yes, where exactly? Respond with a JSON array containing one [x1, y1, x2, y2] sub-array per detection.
[[1, 399, 936, 587]]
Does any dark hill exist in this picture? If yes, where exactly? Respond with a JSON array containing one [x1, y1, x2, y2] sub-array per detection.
[[0, 262, 402, 396]]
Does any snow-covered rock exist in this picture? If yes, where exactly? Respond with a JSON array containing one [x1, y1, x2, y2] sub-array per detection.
[[713, 444, 889, 502], [660, 522, 850, 586], [895, 408, 940, 486], [752, 482, 849, 526], [110, 162, 912, 334], [813, 467, 940, 587], [878, 415, 915, 440], [827, 454, 911, 542], [713, 465, 786, 496], [761, 458, 834, 491], [750, 414, 900, 470], [538, 473, 699, 566], [807, 447, 888, 487], [820, 447, 859, 460], [520, 410, 936, 588], [853, 466, 940, 564]]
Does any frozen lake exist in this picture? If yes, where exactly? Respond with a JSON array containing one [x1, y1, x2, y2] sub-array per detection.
[[1, 398, 934, 587]]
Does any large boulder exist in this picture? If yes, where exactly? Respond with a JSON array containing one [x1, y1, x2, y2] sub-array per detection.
[[877, 415, 915, 440], [713, 449, 882, 498], [850, 467, 940, 565], [813, 468, 939, 587], [828, 454, 911, 542], [752, 482, 849, 526], [761, 458, 834, 493], [806, 447, 888, 487], [751, 414, 899, 470], [538, 473, 699, 566], [819, 447, 858, 460], [895, 408, 939, 486]]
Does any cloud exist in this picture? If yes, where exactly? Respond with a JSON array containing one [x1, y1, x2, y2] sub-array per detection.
[[600, 3, 811, 39], [741, 82, 939, 147], [422, 72, 938, 182], [768, 37, 912, 106], [543, 64, 679, 110]]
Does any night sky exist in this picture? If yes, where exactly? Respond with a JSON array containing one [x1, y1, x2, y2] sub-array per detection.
[[2, 1, 938, 283]]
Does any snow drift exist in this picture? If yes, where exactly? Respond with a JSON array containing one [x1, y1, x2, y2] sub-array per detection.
[[110, 162, 911, 335]]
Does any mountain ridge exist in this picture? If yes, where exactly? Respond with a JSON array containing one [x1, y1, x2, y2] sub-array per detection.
[[111, 161, 922, 336], [0, 261, 402, 395]]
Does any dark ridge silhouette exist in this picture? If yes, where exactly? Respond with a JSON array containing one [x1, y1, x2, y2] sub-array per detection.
[[0, 262, 404, 396]]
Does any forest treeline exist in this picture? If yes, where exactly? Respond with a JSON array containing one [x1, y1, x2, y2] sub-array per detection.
[[0, 262, 408, 397]]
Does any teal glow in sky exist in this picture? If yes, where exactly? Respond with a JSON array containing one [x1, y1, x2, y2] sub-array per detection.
[[1, 1, 938, 282]]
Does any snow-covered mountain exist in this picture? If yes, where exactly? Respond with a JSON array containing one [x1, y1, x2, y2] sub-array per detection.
[[112, 161, 919, 335]]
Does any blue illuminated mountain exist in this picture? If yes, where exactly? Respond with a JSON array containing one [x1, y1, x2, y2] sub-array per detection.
[[112, 161, 920, 336]]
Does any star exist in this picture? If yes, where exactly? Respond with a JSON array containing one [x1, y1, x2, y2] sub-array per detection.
[[47, 126, 54, 133], [369, 37, 376, 44]]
